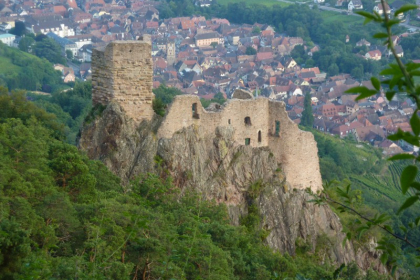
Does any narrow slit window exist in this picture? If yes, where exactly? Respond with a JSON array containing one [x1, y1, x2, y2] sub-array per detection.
[[258, 130, 261, 142], [245, 138, 251, 145], [228, 119, 231, 124], [244, 117, 251, 126], [275, 121, 280, 136], [192, 103, 199, 119]]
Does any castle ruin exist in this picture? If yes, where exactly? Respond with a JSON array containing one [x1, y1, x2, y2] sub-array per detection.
[[92, 40, 155, 122], [91, 40, 322, 192]]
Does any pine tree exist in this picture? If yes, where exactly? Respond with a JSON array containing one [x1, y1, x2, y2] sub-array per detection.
[[301, 93, 314, 127]]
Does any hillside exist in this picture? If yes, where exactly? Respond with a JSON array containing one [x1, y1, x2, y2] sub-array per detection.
[[310, 129, 420, 275], [0, 88, 390, 280], [0, 43, 63, 92]]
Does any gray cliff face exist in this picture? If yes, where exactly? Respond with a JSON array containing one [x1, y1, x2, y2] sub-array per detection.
[[79, 102, 382, 271]]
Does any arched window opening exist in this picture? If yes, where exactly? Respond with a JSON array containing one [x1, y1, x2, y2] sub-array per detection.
[[258, 130, 261, 143], [244, 117, 251, 126]]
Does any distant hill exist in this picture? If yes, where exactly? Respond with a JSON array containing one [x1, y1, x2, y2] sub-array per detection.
[[0, 43, 63, 92]]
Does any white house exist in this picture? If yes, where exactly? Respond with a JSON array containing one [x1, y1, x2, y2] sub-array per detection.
[[348, 0, 363, 11], [32, 20, 75, 38], [373, 3, 391, 15], [0, 22, 12, 32], [0, 33, 16, 46]]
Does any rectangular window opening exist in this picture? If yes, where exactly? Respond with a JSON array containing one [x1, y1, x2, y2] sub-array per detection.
[[275, 121, 280, 136]]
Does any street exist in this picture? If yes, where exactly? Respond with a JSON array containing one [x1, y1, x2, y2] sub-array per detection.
[[67, 60, 80, 76]]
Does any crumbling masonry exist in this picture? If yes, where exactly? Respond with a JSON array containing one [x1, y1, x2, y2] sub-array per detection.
[[92, 40, 322, 192]]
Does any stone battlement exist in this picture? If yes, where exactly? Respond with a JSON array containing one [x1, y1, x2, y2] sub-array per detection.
[[92, 40, 155, 122]]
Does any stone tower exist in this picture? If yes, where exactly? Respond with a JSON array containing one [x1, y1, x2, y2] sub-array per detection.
[[166, 40, 175, 66], [91, 40, 155, 123]]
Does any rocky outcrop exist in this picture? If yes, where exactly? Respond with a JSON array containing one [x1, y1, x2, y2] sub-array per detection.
[[79, 101, 382, 270]]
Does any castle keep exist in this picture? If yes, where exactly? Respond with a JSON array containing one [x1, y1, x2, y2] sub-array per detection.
[[92, 40, 155, 122], [92, 40, 322, 192]]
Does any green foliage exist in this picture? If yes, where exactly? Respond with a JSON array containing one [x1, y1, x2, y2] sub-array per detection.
[[0, 88, 64, 138], [246, 46, 257, 55], [152, 98, 165, 117], [200, 92, 226, 108], [66, 49, 73, 60], [308, 129, 381, 181], [0, 92, 389, 279], [18, 36, 34, 52], [9, 21, 26, 36], [324, 3, 420, 275], [304, 122, 420, 275], [152, 83, 183, 105], [0, 43, 63, 92], [252, 26, 261, 34], [300, 93, 313, 127], [30, 81, 92, 144], [33, 38, 66, 65], [400, 34, 420, 60]]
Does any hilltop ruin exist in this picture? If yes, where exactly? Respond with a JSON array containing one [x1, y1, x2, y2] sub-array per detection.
[[91, 40, 322, 192]]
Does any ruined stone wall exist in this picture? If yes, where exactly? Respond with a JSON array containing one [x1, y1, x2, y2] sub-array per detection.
[[267, 102, 322, 192], [158, 95, 322, 192], [157, 95, 270, 147], [91, 40, 154, 122]]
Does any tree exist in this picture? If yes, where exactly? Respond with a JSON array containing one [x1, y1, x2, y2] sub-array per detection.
[[9, 21, 26, 36], [33, 38, 66, 64], [300, 93, 314, 127], [18, 36, 35, 52], [245, 46, 257, 55], [210, 42, 218, 49], [351, 67, 364, 80], [66, 49, 73, 59], [152, 84, 183, 105], [327, 63, 339, 76], [35, 34, 48, 42], [252, 26, 261, 34], [152, 98, 165, 116]]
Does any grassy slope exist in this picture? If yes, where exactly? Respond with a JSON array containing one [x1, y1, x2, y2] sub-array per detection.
[[0, 56, 20, 75], [312, 129, 417, 215], [0, 47, 54, 75], [0, 47, 41, 76], [321, 10, 364, 24]]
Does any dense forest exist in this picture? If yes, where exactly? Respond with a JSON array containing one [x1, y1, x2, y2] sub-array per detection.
[[29, 82, 92, 144], [0, 87, 392, 279]]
